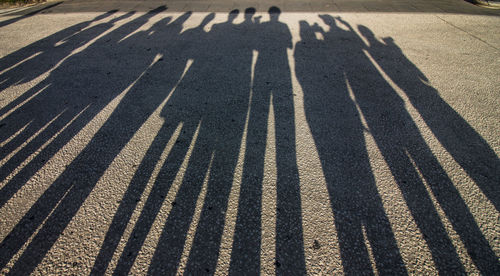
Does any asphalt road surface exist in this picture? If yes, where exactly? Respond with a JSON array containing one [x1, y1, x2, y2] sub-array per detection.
[[0, 0, 499, 274]]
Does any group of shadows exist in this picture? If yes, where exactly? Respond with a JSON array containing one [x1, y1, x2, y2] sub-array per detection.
[[0, 5, 499, 275]]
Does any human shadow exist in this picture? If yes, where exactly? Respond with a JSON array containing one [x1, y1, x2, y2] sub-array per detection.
[[100, 8, 306, 274], [0, 9, 117, 96], [358, 24, 500, 274], [230, 6, 306, 274], [295, 19, 407, 275], [109, 8, 307, 274], [0, 10, 136, 209], [90, 11, 194, 274], [0, 7, 174, 211], [6, 6, 494, 275], [109, 9, 256, 274], [295, 14, 499, 274], [1, 6, 309, 275], [0, 6, 171, 274], [359, 28, 500, 213]]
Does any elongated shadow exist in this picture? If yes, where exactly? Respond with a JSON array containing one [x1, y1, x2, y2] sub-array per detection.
[[297, 13, 498, 274], [317, 15, 465, 274], [359, 23, 500, 216], [358, 24, 500, 274], [0, 10, 130, 208], [0, 7, 170, 274], [295, 19, 407, 275], [0, 9, 117, 96], [230, 6, 306, 274], [110, 9, 254, 274], [9, 7, 494, 276], [90, 11, 194, 274]]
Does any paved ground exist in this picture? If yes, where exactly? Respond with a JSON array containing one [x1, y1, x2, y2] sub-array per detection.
[[0, 0, 499, 275]]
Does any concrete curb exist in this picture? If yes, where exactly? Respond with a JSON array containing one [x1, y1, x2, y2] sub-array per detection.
[[472, 0, 500, 9]]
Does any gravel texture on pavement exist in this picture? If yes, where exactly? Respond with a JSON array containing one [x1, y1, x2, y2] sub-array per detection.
[[0, 0, 499, 275]]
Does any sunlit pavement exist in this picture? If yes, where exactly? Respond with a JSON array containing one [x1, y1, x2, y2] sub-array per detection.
[[0, 0, 499, 274]]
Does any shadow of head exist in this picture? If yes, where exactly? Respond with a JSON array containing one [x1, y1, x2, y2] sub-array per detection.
[[228, 9, 239, 22], [269, 6, 281, 21], [244, 7, 256, 21]]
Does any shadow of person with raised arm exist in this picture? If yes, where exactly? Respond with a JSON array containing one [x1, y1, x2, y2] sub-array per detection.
[[316, 15, 464, 274], [0, 9, 117, 97], [110, 12, 215, 275], [315, 14, 496, 274], [90, 11, 195, 274], [0, 10, 135, 209], [0, 7, 173, 275], [358, 25, 500, 274], [110, 9, 254, 274], [358, 34, 500, 213], [294, 19, 407, 275], [231, 6, 306, 274], [179, 8, 256, 273]]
